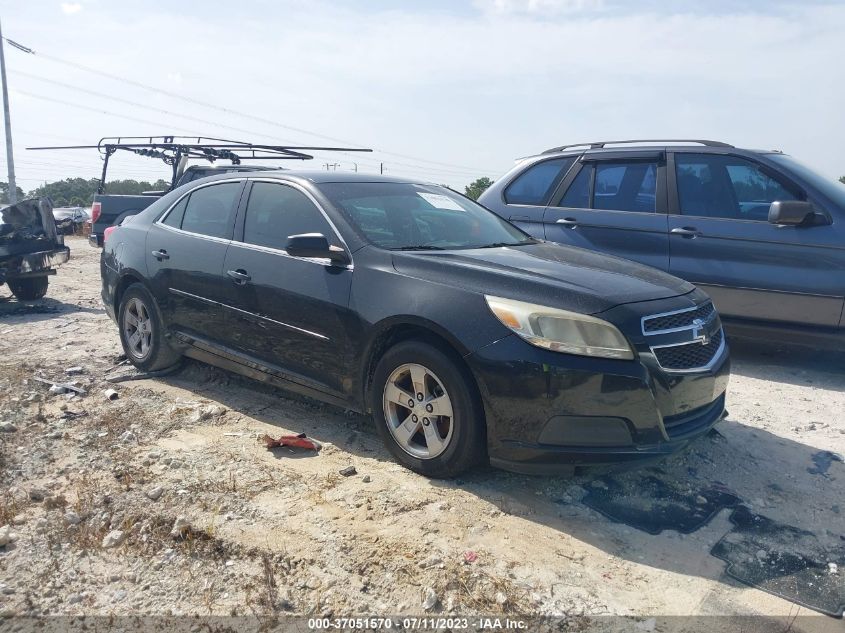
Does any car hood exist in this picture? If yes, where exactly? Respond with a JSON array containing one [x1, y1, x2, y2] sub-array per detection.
[[391, 241, 695, 315]]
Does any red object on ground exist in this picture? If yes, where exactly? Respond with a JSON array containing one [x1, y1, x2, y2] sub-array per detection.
[[463, 550, 478, 563], [261, 433, 320, 451]]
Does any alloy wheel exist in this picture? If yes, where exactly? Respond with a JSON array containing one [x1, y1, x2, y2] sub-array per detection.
[[382, 363, 454, 459], [123, 297, 153, 360]]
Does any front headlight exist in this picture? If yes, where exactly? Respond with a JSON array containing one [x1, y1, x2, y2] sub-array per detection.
[[485, 295, 634, 360]]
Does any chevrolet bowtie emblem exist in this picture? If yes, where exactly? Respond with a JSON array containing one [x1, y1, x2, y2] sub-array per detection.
[[691, 318, 710, 345]]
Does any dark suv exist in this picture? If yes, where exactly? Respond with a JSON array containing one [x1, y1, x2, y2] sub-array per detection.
[[479, 140, 845, 349]]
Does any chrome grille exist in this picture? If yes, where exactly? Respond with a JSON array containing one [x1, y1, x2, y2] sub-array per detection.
[[642, 302, 715, 334], [653, 329, 723, 371]]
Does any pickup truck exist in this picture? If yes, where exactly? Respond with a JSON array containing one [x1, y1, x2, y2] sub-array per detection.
[[27, 136, 372, 248], [89, 163, 279, 247], [1, 198, 70, 300]]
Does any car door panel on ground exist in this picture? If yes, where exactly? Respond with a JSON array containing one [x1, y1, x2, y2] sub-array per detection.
[[145, 180, 245, 337], [667, 152, 845, 327], [543, 154, 670, 271], [221, 180, 354, 397]]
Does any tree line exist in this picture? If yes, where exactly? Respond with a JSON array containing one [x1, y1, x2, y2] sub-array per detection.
[[1, 178, 170, 206]]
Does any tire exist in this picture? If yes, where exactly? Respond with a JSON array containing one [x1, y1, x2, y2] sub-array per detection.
[[371, 340, 485, 478], [117, 283, 181, 372], [8, 276, 49, 300]]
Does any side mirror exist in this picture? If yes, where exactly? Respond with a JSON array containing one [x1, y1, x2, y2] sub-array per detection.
[[768, 200, 815, 226], [286, 233, 350, 265]]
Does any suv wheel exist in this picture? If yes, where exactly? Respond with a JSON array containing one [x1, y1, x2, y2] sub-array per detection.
[[8, 276, 49, 300], [118, 283, 181, 371], [372, 340, 484, 478]]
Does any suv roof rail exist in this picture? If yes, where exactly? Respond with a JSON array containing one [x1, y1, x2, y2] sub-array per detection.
[[541, 139, 734, 154]]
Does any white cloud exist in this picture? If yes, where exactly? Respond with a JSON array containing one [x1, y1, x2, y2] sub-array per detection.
[[472, 0, 604, 16], [60, 2, 82, 15]]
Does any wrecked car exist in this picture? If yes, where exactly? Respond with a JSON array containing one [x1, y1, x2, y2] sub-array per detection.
[[1, 198, 70, 300]]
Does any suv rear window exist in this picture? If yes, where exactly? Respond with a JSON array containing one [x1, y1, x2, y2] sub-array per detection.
[[504, 158, 574, 206]]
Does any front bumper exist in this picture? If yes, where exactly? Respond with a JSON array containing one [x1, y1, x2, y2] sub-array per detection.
[[467, 299, 730, 475]]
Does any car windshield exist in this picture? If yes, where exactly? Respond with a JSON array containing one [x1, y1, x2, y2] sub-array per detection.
[[320, 182, 535, 250], [768, 154, 845, 209]]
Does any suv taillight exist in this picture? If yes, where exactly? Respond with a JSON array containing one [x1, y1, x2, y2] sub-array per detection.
[[91, 202, 101, 224]]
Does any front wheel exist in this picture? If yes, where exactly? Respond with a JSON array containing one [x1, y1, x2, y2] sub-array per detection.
[[8, 276, 49, 300], [118, 283, 181, 371], [371, 340, 485, 478]]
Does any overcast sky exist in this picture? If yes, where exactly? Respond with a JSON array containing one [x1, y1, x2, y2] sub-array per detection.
[[0, 0, 843, 192]]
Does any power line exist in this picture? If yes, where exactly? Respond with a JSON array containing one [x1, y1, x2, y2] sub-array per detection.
[[3, 36, 500, 175], [10, 71, 489, 179]]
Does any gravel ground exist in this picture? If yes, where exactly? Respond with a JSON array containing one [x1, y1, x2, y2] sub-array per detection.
[[0, 237, 843, 631]]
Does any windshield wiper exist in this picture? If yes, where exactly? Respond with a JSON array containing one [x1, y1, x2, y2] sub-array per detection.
[[474, 240, 537, 249], [392, 245, 448, 251]]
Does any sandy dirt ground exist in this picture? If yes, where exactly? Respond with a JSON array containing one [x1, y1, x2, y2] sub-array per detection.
[[1, 237, 843, 630]]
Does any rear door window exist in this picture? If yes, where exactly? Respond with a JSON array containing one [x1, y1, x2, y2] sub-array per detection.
[[179, 182, 242, 239], [504, 157, 574, 206], [593, 162, 657, 212], [675, 154, 799, 220], [162, 196, 188, 228]]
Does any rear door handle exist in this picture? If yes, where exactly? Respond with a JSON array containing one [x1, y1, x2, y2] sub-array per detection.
[[670, 227, 701, 238], [226, 269, 251, 285], [555, 217, 579, 228], [151, 249, 170, 260]]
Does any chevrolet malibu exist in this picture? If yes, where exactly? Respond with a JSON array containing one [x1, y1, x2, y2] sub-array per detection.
[[100, 172, 729, 477]]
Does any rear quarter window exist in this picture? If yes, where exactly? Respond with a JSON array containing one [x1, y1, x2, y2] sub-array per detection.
[[504, 157, 574, 206]]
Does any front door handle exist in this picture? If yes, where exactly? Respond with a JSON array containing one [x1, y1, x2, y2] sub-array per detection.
[[151, 249, 170, 260], [670, 227, 701, 238], [226, 269, 251, 285], [555, 217, 579, 228]]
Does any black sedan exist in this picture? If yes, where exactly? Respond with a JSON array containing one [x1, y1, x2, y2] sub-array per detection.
[[100, 172, 729, 477]]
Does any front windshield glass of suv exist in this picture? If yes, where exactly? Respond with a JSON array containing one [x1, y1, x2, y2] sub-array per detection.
[[321, 182, 536, 250], [768, 154, 845, 209]]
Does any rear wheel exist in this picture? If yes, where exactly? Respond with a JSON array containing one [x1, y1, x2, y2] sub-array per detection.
[[372, 340, 484, 478], [8, 276, 49, 300], [118, 283, 181, 371]]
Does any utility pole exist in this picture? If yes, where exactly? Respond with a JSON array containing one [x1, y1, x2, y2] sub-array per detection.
[[323, 162, 339, 171], [0, 18, 17, 204], [380, 162, 384, 175]]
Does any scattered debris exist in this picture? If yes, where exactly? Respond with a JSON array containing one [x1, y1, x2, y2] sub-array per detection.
[[170, 516, 192, 538], [0, 525, 19, 547], [463, 550, 478, 564], [0, 421, 17, 432], [103, 388, 119, 401], [32, 375, 86, 395], [339, 465, 357, 477], [101, 530, 125, 549], [64, 366, 84, 375], [146, 486, 164, 501], [362, 474, 371, 483], [261, 433, 321, 451], [422, 587, 438, 611]]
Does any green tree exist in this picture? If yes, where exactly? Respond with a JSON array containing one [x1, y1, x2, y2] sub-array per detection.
[[839, 175, 845, 184], [0, 181, 25, 204], [465, 177, 493, 201], [26, 178, 171, 206]]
